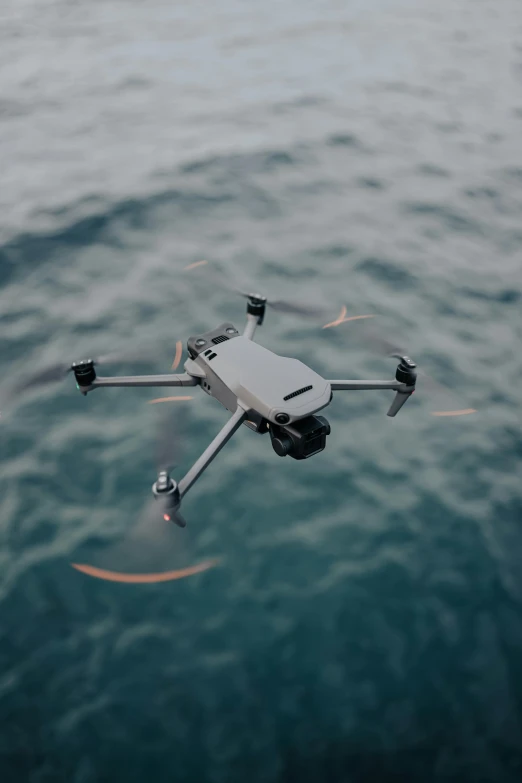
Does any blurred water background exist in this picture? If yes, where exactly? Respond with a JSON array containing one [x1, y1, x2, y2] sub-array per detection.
[[1, 0, 522, 781]]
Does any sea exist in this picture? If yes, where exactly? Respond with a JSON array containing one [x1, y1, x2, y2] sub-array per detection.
[[1, 1, 522, 781]]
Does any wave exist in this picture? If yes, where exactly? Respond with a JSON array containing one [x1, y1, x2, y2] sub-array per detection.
[[0, 188, 237, 284], [0, 134, 365, 283]]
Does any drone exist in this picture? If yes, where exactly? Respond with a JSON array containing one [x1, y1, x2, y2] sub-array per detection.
[[64, 292, 418, 529]]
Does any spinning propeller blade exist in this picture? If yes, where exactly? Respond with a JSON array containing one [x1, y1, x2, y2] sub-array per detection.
[[337, 320, 477, 416], [91, 349, 154, 367], [70, 408, 220, 582], [322, 306, 375, 328], [192, 261, 333, 320], [14, 362, 73, 392], [71, 496, 216, 582], [10, 349, 156, 397], [155, 407, 185, 473], [70, 560, 218, 584], [148, 396, 193, 404], [182, 260, 209, 272], [234, 288, 328, 318], [171, 340, 183, 370]]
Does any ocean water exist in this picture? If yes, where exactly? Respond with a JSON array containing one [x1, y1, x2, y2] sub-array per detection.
[[1, 0, 522, 781]]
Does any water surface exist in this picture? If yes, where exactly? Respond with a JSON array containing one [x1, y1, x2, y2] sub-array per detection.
[[1, 1, 522, 781]]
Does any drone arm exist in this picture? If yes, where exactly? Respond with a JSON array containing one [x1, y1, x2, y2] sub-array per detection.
[[85, 372, 199, 392], [328, 379, 415, 417], [243, 313, 260, 341], [329, 380, 405, 391], [178, 405, 246, 499]]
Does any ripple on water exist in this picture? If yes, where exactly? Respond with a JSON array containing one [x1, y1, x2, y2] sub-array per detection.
[[2, 1, 522, 780]]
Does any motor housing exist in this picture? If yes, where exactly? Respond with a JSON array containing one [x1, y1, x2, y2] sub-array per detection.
[[72, 359, 96, 387]]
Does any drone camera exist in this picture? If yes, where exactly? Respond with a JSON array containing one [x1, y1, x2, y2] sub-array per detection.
[[270, 414, 331, 460]]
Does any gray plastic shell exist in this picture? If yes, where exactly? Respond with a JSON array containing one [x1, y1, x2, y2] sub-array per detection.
[[185, 333, 331, 424]]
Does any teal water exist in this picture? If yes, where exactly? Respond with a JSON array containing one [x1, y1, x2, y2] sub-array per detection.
[[1, 1, 522, 781]]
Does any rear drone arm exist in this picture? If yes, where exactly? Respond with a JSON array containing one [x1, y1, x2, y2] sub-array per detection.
[[178, 405, 247, 499], [243, 313, 260, 341], [242, 295, 266, 341]]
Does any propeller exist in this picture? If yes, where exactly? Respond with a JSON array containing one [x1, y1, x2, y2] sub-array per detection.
[[343, 322, 477, 416], [10, 348, 156, 397], [70, 409, 219, 582], [71, 495, 199, 581], [190, 260, 333, 320], [233, 288, 329, 319], [148, 403, 187, 525]]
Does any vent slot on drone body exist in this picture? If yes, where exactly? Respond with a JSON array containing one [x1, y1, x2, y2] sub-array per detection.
[[283, 385, 313, 401], [212, 335, 229, 345]]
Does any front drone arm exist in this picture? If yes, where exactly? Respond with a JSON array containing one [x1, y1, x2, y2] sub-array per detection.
[[178, 405, 246, 499], [329, 379, 415, 417], [242, 294, 266, 341], [243, 313, 260, 341], [329, 380, 403, 391], [329, 356, 417, 417]]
